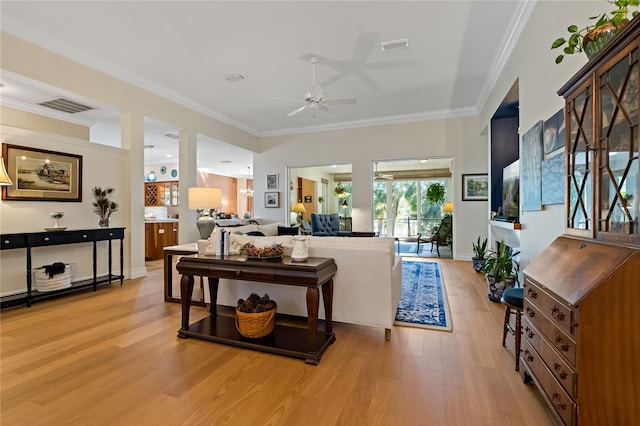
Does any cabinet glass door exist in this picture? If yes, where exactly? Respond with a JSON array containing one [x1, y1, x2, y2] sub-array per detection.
[[598, 49, 639, 236], [567, 84, 594, 232]]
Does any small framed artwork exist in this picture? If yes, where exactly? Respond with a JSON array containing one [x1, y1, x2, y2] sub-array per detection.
[[462, 173, 489, 201], [2, 144, 83, 201], [266, 173, 278, 190], [264, 191, 279, 208], [304, 195, 312, 203]]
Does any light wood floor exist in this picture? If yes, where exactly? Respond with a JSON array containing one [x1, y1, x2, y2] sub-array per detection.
[[1, 258, 554, 426]]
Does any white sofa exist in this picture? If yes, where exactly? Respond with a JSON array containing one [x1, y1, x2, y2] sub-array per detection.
[[169, 233, 402, 340]]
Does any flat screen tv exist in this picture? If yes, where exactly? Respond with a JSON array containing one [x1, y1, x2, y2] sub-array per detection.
[[501, 160, 519, 220]]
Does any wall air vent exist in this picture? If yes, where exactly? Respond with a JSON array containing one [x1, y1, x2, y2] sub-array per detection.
[[380, 38, 409, 52], [38, 97, 94, 114]]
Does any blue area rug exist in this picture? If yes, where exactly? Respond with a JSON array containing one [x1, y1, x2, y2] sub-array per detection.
[[395, 260, 452, 331]]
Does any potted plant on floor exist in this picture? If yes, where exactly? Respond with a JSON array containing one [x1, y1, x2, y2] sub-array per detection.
[[471, 236, 488, 273], [484, 241, 520, 302], [551, 0, 639, 63]]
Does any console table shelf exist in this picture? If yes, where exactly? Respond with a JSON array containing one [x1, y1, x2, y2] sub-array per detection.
[[0, 227, 125, 309]]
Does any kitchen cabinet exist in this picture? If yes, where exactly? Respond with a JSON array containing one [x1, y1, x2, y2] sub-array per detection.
[[144, 181, 179, 207], [145, 222, 178, 261]]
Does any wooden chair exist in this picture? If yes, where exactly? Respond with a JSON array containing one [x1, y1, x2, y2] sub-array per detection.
[[429, 215, 452, 257]]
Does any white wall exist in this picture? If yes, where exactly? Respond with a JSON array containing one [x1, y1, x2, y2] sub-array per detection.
[[0, 126, 131, 296], [480, 1, 600, 271], [253, 116, 489, 260]]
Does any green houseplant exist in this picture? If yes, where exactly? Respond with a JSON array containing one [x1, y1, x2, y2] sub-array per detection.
[[425, 182, 446, 205], [484, 241, 520, 302], [334, 182, 349, 198], [471, 236, 489, 273], [552, 0, 639, 63]]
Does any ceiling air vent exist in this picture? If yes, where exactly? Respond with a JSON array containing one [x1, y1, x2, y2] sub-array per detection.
[[38, 97, 94, 114]]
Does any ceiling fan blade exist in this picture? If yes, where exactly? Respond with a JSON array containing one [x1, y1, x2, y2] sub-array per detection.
[[287, 104, 311, 117], [323, 97, 357, 105]]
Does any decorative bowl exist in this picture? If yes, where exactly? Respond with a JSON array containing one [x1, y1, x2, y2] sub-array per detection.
[[243, 243, 284, 260]]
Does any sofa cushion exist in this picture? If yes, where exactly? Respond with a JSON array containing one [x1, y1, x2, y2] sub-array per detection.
[[256, 222, 281, 236]]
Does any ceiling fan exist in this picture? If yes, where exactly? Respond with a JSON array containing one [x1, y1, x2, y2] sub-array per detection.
[[286, 56, 357, 117], [374, 162, 394, 180]]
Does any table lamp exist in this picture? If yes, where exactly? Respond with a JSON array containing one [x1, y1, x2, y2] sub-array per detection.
[[292, 202, 306, 227], [443, 201, 454, 215], [0, 157, 13, 186], [188, 187, 222, 239]]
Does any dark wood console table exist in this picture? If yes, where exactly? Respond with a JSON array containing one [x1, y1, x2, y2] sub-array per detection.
[[1, 227, 125, 308], [176, 254, 337, 365]]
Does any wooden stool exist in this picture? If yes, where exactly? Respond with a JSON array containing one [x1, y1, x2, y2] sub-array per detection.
[[501, 287, 524, 371]]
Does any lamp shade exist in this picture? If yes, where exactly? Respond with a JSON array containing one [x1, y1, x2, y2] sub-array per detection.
[[443, 201, 454, 213], [292, 202, 306, 213], [0, 157, 13, 186], [188, 187, 222, 210]]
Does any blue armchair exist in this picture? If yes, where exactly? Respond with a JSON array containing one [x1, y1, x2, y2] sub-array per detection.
[[310, 213, 353, 237]]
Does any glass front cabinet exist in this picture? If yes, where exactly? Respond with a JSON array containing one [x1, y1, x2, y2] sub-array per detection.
[[560, 16, 640, 247]]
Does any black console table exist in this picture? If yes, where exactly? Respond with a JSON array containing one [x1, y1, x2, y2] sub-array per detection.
[[0, 227, 125, 308]]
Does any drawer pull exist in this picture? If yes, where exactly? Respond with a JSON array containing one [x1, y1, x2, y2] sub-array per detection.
[[83, 234, 88, 238], [525, 306, 535, 318], [551, 307, 566, 321], [553, 362, 568, 379], [44, 237, 50, 241], [527, 287, 538, 298], [525, 327, 535, 338], [236, 270, 242, 277], [551, 392, 567, 410], [523, 349, 534, 362], [4, 240, 9, 244], [555, 336, 570, 352]]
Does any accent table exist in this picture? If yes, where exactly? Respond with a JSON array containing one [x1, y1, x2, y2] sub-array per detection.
[[176, 254, 337, 365]]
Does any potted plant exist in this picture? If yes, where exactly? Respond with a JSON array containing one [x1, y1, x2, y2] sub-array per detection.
[[484, 241, 520, 302], [552, 0, 639, 63], [471, 236, 488, 273], [92, 186, 118, 228], [334, 182, 348, 198], [426, 182, 445, 205]]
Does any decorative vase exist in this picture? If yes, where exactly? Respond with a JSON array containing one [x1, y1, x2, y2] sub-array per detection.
[[583, 21, 625, 60], [471, 257, 485, 273], [98, 217, 111, 228], [486, 274, 516, 303]]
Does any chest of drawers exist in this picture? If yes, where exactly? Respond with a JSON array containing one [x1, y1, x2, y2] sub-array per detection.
[[522, 236, 640, 425], [522, 236, 639, 424]]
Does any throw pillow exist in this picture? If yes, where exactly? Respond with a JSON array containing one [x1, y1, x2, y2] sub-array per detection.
[[277, 226, 299, 236]]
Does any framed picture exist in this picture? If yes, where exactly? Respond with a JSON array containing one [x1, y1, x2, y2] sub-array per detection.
[[266, 173, 278, 190], [522, 120, 543, 211], [462, 173, 489, 201], [1, 144, 83, 202], [543, 109, 565, 154], [264, 191, 279, 208], [304, 195, 312, 203]]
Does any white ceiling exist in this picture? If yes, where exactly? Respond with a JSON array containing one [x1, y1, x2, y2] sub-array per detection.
[[0, 1, 530, 176]]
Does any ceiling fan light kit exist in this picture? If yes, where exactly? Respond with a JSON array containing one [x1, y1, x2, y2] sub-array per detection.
[[286, 56, 357, 117]]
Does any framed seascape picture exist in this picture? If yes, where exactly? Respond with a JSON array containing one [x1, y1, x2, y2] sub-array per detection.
[[266, 173, 278, 190], [462, 173, 489, 201], [264, 191, 279, 208], [543, 109, 565, 154], [1, 144, 83, 201], [522, 121, 543, 211]]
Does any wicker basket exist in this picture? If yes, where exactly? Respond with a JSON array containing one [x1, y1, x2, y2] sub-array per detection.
[[235, 308, 276, 338], [32, 263, 74, 292]]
